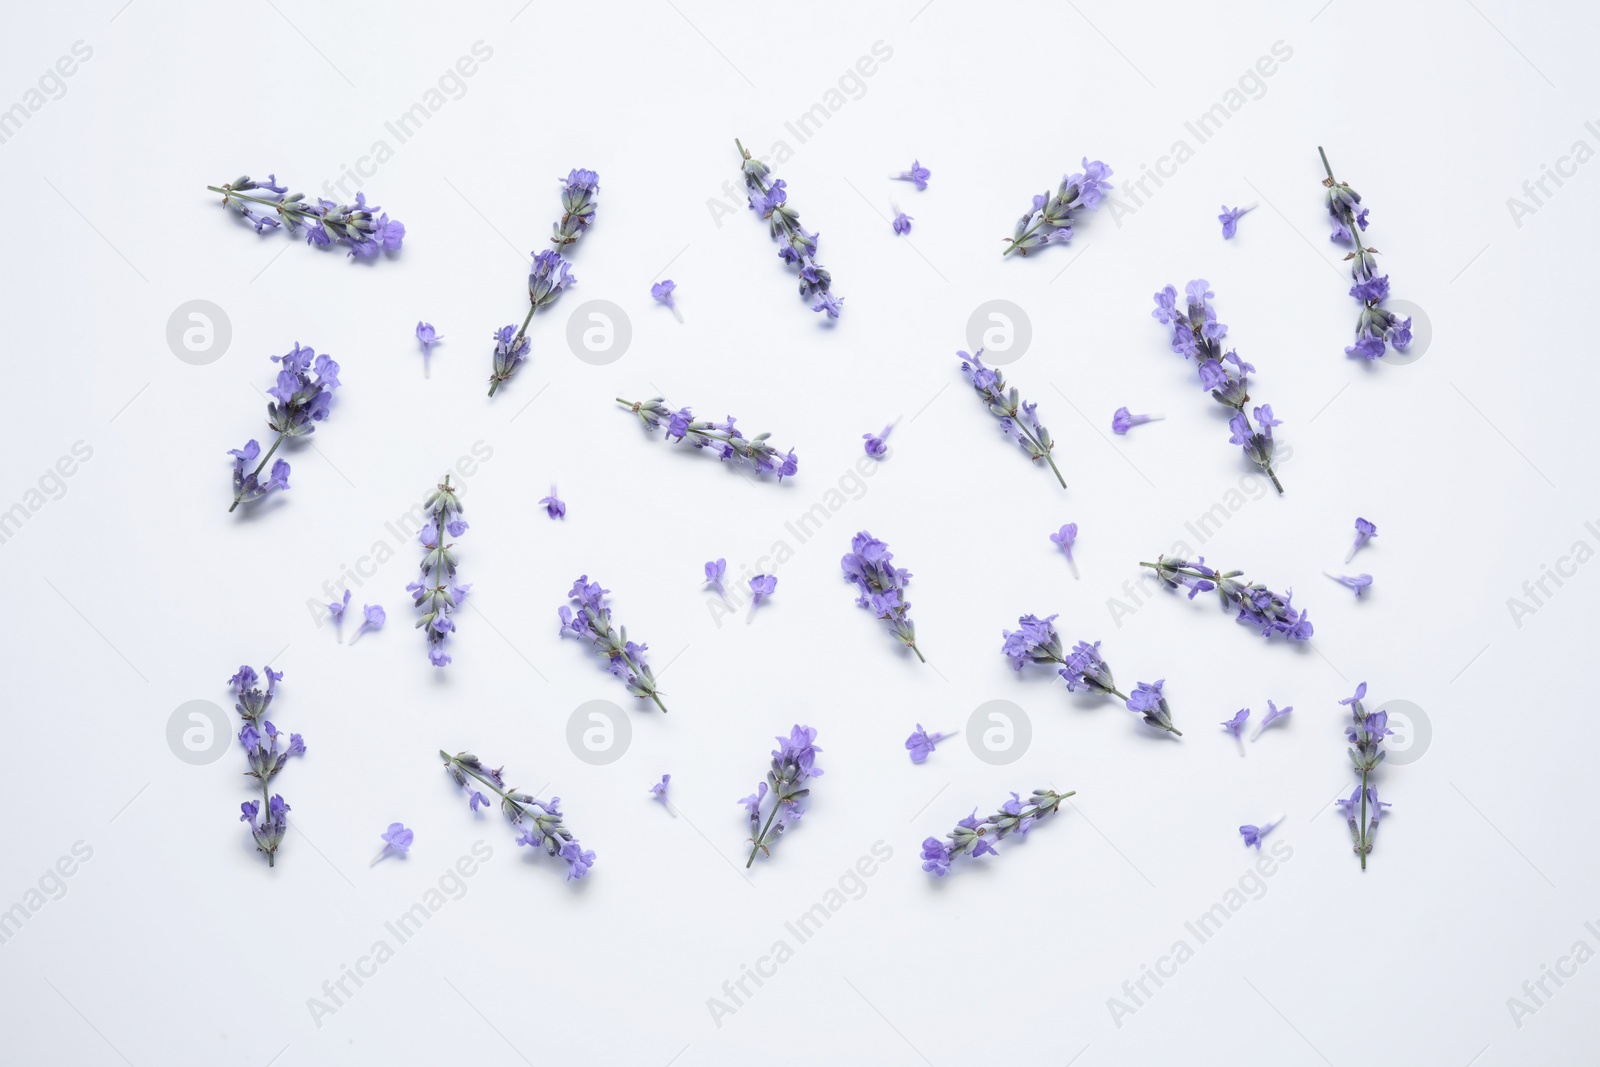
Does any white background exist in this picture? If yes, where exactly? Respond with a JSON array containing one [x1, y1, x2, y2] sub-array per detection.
[[2, 1, 1597, 1064]]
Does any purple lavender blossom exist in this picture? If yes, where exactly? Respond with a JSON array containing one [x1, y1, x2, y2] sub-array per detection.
[[230, 664, 303, 867], [958, 349, 1065, 488], [892, 160, 931, 190], [1142, 554, 1312, 641], [539, 486, 566, 519], [921, 789, 1075, 875], [1049, 523, 1078, 576], [1221, 708, 1250, 754], [618, 396, 798, 481], [863, 425, 893, 458], [1239, 817, 1281, 849], [651, 279, 683, 322], [229, 343, 340, 512], [415, 322, 440, 377], [208, 175, 404, 259], [1126, 679, 1182, 736], [892, 211, 913, 235], [749, 574, 777, 605], [409, 475, 470, 667], [1251, 700, 1293, 740], [842, 531, 923, 663], [371, 822, 413, 865], [649, 774, 671, 805], [1347, 517, 1378, 562], [559, 576, 667, 712], [1003, 158, 1112, 256], [704, 559, 726, 590], [737, 139, 840, 318], [905, 724, 948, 764], [1325, 572, 1373, 597], [348, 604, 385, 645], [1218, 204, 1253, 239], [1339, 682, 1392, 870], [1112, 407, 1163, 435], [328, 589, 351, 641], [1320, 148, 1410, 361], [442, 750, 595, 879], [745, 725, 822, 867]]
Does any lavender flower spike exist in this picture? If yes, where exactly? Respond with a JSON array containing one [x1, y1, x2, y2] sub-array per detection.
[[1002, 158, 1111, 256], [1339, 682, 1392, 870], [441, 750, 595, 879], [842, 531, 923, 662], [1142, 554, 1312, 641], [228, 343, 340, 512], [617, 396, 798, 481], [230, 665, 304, 867], [1347, 517, 1378, 562], [745, 725, 823, 867], [1319, 148, 1411, 361], [208, 175, 404, 258], [409, 475, 470, 667], [559, 576, 667, 712], [736, 139, 841, 318], [921, 789, 1075, 876], [958, 349, 1065, 488]]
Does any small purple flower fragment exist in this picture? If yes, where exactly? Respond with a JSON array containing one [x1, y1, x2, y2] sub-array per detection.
[[652, 279, 682, 322], [1251, 700, 1293, 741], [704, 559, 726, 589], [1111, 407, 1163, 435], [893, 160, 931, 190], [892, 211, 913, 235], [539, 486, 566, 519], [1219, 204, 1253, 239], [1050, 523, 1079, 578], [863, 425, 892, 458], [749, 574, 777, 605], [905, 724, 947, 764], [349, 604, 386, 645], [370, 822, 412, 866], [649, 774, 671, 805], [1221, 708, 1250, 755], [328, 589, 351, 640], [812, 292, 845, 319], [1239, 817, 1280, 849], [1347, 517, 1377, 562], [1326, 572, 1373, 597]]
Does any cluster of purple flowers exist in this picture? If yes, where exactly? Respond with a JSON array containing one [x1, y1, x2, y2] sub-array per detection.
[[958, 349, 1065, 488], [208, 175, 404, 257], [1142, 554, 1313, 641], [409, 475, 471, 667], [920, 789, 1075, 875], [736, 139, 841, 318], [228, 343, 340, 512], [841, 531, 923, 662], [1152, 280, 1284, 493], [559, 576, 667, 712], [743, 725, 823, 867], [616, 396, 798, 481], [1002, 158, 1112, 256], [230, 665, 305, 868], [441, 750, 594, 880], [1002, 617, 1181, 735], [1337, 682, 1392, 870], [1319, 148, 1411, 361], [487, 169, 597, 396]]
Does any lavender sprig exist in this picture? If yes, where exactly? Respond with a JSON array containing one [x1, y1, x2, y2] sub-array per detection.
[[1001, 157, 1111, 256], [742, 725, 822, 867], [230, 665, 304, 868], [957, 349, 1065, 488], [559, 576, 667, 712], [408, 475, 470, 667], [228, 343, 340, 512], [736, 139, 841, 318], [1336, 682, 1392, 870], [441, 750, 594, 879], [1001, 618, 1181, 735], [1151, 281, 1283, 493], [487, 169, 597, 396], [616, 397, 798, 480], [207, 175, 403, 257], [1140, 554, 1312, 641], [1319, 148, 1412, 361], [920, 789, 1075, 876], [841, 531, 923, 663]]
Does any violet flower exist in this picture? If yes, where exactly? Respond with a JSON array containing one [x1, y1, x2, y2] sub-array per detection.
[[617, 396, 798, 480], [409, 475, 470, 668], [228, 343, 340, 512], [1250, 699, 1292, 741], [1004, 616, 1122, 695], [230, 664, 304, 868], [1325, 572, 1373, 597], [1126, 679, 1182, 736], [1218, 204, 1253, 239], [892, 211, 913, 235], [892, 160, 931, 190], [1221, 708, 1249, 755], [328, 589, 351, 642], [559, 575, 667, 713], [208, 175, 404, 258], [1239, 816, 1281, 849], [958, 349, 1065, 488], [539, 486, 566, 519], [415, 322, 440, 377], [1049, 523, 1078, 577], [744, 725, 822, 867], [651, 279, 682, 322], [1112, 407, 1163, 435], [1319, 148, 1411, 360], [1347, 517, 1378, 562], [348, 604, 385, 645], [863, 425, 892, 458], [1002, 157, 1111, 256], [749, 574, 777, 605], [842, 531, 924, 663], [1140, 554, 1313, 641], [1151, 280, 1284, 493], [649, 774, 671, 806], [1339, 682, 1392, 870], [441, 750, 595, 879], [905, 724, 948, 764], [704, 559, 726, 590], [370, 822, 413, 866], [921, 789, 1075, 876], [736, 139, 841, 318]]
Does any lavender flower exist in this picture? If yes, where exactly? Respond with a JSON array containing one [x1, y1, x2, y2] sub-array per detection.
[[1250, 700, 1292, 740], [1005, 616, 1119, 693], [744, 725, 822, 867], [749, 574, 777, 605], [905, 724, 948, 764], [441, 750, 594, 879], [208, 175, 404, 258], [958, 349, 1065, 488], [649, 774, 671, 806], [704, 559, 727, 590], [1221, 708, 1249, 755], [863, 425, 892, 458], [921, 789, 1075, 875], [1049, 523, 1078, 577], [1239, 817, 1281, 849], [651, 279, 683, 322], [841, 531, 923, 663], [617, 396, 798, 480], [539, 486, 566, 519], [1319, 148, 1411, 360], [892, 160, 931, 190], [409, 475, 470, 667], [1112, 407, 1163, 435], [736, 139, 841, 318], [1126, 679, 1182, 736], [1002, 158, 1111, 256], [230, 665, 304, 868], [370, 822, 413, 866], [348, 604, 385, 645], [1218, 204, 1253, 239], [1347, 517, 1378, 562], [328, 589, 351, 642], [1151, 280, 1284, 493], [559, 576, 667, 713], [1339, 682, 1392, 870], [415, 322, 440, 377], [1141, 554, 1313, 641], [892, 211, 913, 235], [1325, 572, 1373, 597], [228, 343, 340, 512]]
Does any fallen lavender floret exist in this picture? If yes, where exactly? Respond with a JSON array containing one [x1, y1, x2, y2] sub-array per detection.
[[842, 531, 923, 663], [328, 589, 351, 642], [1347, 517, 1378, 562], [749, 575, 777, 605], [1319, 148, 1411, 361], [651, 279, 683, 322], [743, 725, 822, 867], [920, 789, 1075, 875], [1049, 523, 1078, 578], [892, 210, 913, 235], [1219, 203, 1253, 239], [649, 775, 671, 806], [905, 724, 949, 763], [539, 486, 566, 519], [892, 160, 931, 190], [1152, 280, 1284, 493], [1140, 554, 1313, 641], [415, 322, 440, 378], [348, 605, 385, 645], [1002, 157, 1111, 256], [736, 139, 841, 317], [958, 349, 1065, 488], [409, 475, 470, 667], [616, 396, 798, 480], [228, 342, 340, 512], [1240, 816, 1281, 849], [370, 823, 413, 866], [1112, 407, 1163, 435], [230, 665, 304, 868], [1337, 682, 1392, 870], [863, 425, 893, 458], [1221, 709, 1249, 755], [559, 575, 667, 712], [441, 750, 594, 879], [1325, 572, 1373, 597], [1250, 700, 1292, 740], [207, 174, 404, 258]]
